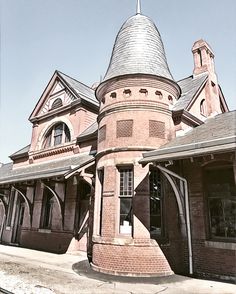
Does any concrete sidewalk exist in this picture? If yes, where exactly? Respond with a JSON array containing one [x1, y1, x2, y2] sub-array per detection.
[[0, 244, 235, 294]]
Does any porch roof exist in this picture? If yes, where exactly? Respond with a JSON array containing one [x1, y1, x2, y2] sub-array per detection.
[[0, 154, 94, 185], [140, 111, 236, 164]]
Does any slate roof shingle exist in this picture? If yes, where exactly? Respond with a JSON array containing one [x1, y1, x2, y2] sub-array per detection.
[[103, 14, 174, 82], [0, 154, 94, 184], [174, 73, 208, 111], [57, 71, 99, 107], [141, 111, 236, 163], [10, 145, 30, 159], [77, 122, 98, 142]]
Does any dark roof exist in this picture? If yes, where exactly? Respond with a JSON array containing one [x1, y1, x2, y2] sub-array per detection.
[[0, 154, 94, 185], [103, 14, 174, 82], [10, 145, 30, 160], [77, 122, 98, 142], [141, 111, 236, 163], [174, 73, 208, 111], [57, 71, 99, 107]]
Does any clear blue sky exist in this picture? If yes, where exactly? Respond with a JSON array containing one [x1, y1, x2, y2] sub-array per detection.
[[0, 0, 236, 163]]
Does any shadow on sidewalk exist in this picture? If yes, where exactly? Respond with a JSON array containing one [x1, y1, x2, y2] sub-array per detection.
[[72, 260, 191, 285]]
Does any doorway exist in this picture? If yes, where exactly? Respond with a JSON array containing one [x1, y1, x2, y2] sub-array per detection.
[[12, 198, 25, 244]]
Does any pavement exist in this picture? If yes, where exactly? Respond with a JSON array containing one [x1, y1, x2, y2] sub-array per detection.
[[0, 244, 235, 294]]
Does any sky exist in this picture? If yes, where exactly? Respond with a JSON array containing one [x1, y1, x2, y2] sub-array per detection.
[[0, 0, 236, 163]]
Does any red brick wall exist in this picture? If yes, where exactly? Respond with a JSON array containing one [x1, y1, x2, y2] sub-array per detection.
[[92, 241, 173, 276]]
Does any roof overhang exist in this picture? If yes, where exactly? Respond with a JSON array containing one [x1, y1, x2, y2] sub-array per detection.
[[140, 136, 236, 164], [172, 110, 204, 127], [0, 155, 95, 185]]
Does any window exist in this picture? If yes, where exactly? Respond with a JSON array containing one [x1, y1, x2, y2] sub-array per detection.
[[149, 168, 164, 236], [198, 49, 203, 66], [43, 123, 71, 148], [205, 164, 236, 240], [51, 98, 63, 110], [119, 167, 133, 234], [200, 99, 207, 116], [98, 169, 104, 236], [41, 187, 54, 229]]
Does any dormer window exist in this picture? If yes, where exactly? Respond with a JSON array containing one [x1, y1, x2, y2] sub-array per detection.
[[51, 98, 63, 110], [43, 123, 71, 148]]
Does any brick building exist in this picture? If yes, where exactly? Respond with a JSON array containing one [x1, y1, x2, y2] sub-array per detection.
[[0, 3, 235, 281]]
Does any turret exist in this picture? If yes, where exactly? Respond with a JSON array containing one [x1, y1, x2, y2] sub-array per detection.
[[91, 3, 180, 276]]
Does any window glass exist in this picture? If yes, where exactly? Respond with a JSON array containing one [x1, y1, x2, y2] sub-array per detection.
[[206, 165, 236, 240], [42, 123, 71, 148], [98, 169, 104, 236], [54, 124, 63, 146], [119, 168, 133, 234], [150, 168, 163, 236]]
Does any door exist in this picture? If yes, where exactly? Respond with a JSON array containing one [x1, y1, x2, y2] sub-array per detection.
[[12, 199, 25, 244]]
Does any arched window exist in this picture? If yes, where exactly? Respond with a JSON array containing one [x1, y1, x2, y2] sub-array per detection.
[[43, 123, 71, 148], [51, 98, 63, 110], [200, 99, 207, 116]]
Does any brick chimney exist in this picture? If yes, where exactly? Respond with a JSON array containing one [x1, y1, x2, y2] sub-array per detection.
[[192, 39, 221, 115]]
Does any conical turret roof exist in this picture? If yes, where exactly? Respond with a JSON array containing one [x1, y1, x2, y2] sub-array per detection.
[[103, 14, 174, 82]]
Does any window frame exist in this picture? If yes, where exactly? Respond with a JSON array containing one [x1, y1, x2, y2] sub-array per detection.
[[118, 166, 134, 235], [149, 167, 165, 239], [42, 122, 71, 149], [204, 162, 236, 243]]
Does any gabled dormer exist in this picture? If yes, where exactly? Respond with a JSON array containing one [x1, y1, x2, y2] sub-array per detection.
[[26, 71, 99, 164], [29, 70, 99, 122]]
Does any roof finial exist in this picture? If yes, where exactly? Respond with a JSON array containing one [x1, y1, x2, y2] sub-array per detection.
[[136, 0, 141, 15]]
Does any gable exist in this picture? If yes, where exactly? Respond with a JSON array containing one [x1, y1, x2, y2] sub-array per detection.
[[29, 72, 78, 121], [39, 83, 76, 116]]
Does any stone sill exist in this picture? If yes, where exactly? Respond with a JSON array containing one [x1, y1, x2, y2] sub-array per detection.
[[205, 240, 236, 250]]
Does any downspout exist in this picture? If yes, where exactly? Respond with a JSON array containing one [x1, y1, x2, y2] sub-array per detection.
[[156, 165, 193, 275]]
